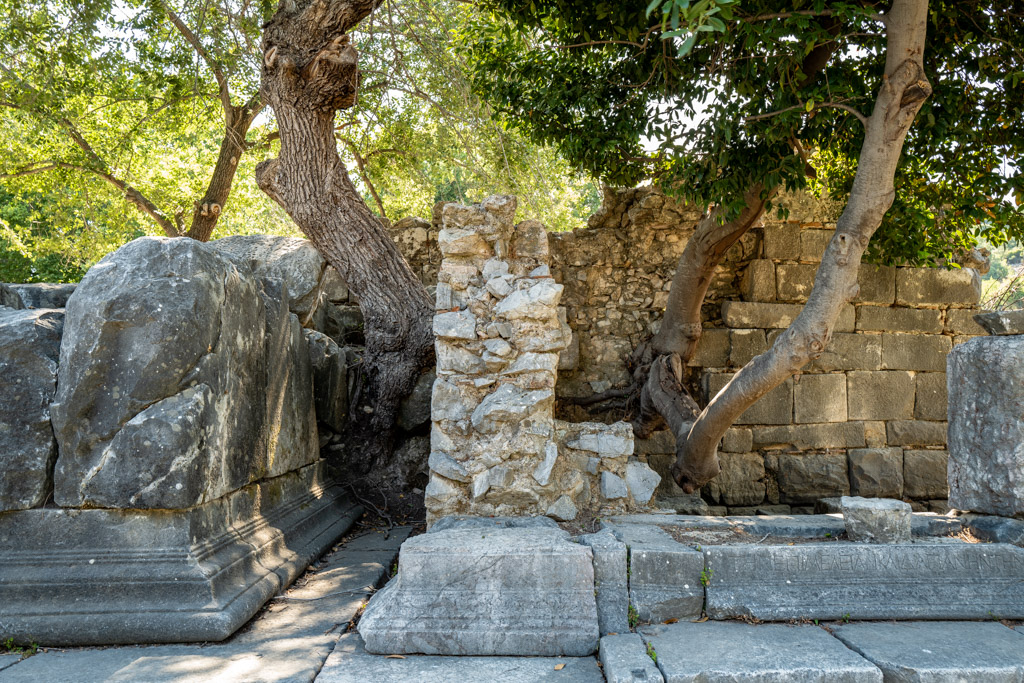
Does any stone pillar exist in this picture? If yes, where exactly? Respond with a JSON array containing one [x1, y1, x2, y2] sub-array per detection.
[[425, 196, 659, 524], [947, 324, 1024, 517]]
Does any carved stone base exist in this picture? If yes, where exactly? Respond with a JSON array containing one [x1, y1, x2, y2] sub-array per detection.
[[0, 462, 360, 646]]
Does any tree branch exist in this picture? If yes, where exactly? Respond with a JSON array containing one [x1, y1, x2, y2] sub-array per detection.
[[165, 8, 233, 120], [745, 101, 868, 127]]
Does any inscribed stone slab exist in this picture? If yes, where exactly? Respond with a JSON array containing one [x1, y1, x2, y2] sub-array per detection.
[[600, 634, 664, 683], [704, 543, 1024, 621]]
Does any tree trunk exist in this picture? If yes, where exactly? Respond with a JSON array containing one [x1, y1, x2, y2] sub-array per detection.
[[257, 0, 434, 475], [672, 0, 932, 492], [185, 108, 256, 241]]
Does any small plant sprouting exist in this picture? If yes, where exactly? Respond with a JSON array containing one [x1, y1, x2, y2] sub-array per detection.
[[842, 613, 851, 623], [628, 603, 640, 629], [700, 567, 714, 587], [390, 561, 398, 576], [1, 638, 38, 658], [646, 642, 657, 664], [825, 532, 832, 538]]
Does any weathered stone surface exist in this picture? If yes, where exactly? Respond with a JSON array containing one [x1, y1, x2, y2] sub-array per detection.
[[546, 495, 578, 521], [50, 238, 274, 509], [433, 310, 477, 340], [946, 308, 988, 335], [847, 371, 915, 420], [763, 223, 802, 259], [357, 527, 599, 656], [800, 228, 834, 261], [847, 448, 903, 498], [948, 335, 1024, 516], [974, 309, 1024, 335], [753, 423, 864, 450], [794, 373, 847, 423], [210, 234, 328, 318], [721, 427, 752, 453], [0, 282, 24, 309], [728, 328, 767, 366], [914, 372, 947, 421], [857, 306, 943, 334], [967, 515, 1024, 545], [896, 267, 981, 307], [305, 329, 348, 432], [887, 421, 946, 447], [774, 453, 850, 504], [903, 450, 948, 499], [707, 452, 766, 506], [602, 471, 629, 500], [640, 622, 882, 683], [704, 543, 1024, 620], [775, 263, 816, 302], [600, 634, 664, 683], [804, 332, 881, 372], [855, 265, 896, 305], [8, 283, 76, 309], [832, 622, 1024, 683], [579, 529, 629, 636], [705, 373, 793, 425], [470, 384, 552, 432], [741, 260, 775, 303], [0, 462, 359, 645], [841, 496, 911, 543], [493, 281, 563, 319], [723, 301, 854, 332], [625, 460, 661, 505], [397, 369, 435, 431], [690, 328, 730, 366], [319, 633, 604, 683], [0, 308, 63, 511], [881, 333, 952, 372], [605, 524, 704, 623]]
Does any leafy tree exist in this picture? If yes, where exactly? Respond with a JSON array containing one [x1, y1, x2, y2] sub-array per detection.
[[462, 0, 1023, 490]]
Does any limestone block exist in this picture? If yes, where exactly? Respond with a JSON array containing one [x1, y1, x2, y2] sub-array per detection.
[[705, 373, 793, 425], [881, 333, 951, 372], [973, 309, 1024, 335], [841, 496, 911, 543], [546, 495, 578, 521], [721, 427, 753, 453], [886, 421, 947, 447], [805, 332, 882, 372], [565, 422, 634, 457], [502, 351, 559, 376], [752, 422, 865, 450], [800, 228, 834, 261], [436, 340, 487, 375], [430, 377, 476, 423], [512, 219, 549, 260], [856, 305, 944, 334], [740, 260, 775, 302], [425, 473, 462, 508], [896, 267, 981, 307], [437, 227, 491, 257], [709, 452, 766, 506], [625, 461, 661, 504], [357, 527, 599, 656], [793, 373, 847, 423], [50, 238, 284, 509], [728, 329, 766, 366], [775, 263, 817, 302], [428, 451, 471, 483], [723, 301, 854, 331], [690, 328, 730, 367], [304, 330, 348, 432], [763, 223, 801, 259], [606, 524, 704, 622], [0, 308, 63, 511], [847, 371, 915, 420], [945, 308, 987, 335], [775, 453, 850, 503], [9, 283, 76, 309], [0, 282, 24, 309], [601, 472, 629, 500], [948, 335, 1024, 516], [494, 280, 562, 320], [903, 450, 948, 499], [914, 372, 947, 421], [599, 634, 665, 683], [855, 265, 896, 305], [864, 420, 887, 448], [848, 448, 904, 498], [579, 529, 629, 636], [433, 310, 477, 340]]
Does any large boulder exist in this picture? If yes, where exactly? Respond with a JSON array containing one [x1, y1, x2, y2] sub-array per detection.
[[50, 237, 316, 509], [0, 308, 63, 511], [0, 283, 24, 309], [948, 335, 1024, 517], [9, 283, 77, 309]]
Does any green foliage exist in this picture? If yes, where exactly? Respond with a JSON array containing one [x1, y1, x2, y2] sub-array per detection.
[[628, 602, 640, 628], [461, 1, 1024, 265], [646, 641, 657, 663], [1, 638, 38, 658]]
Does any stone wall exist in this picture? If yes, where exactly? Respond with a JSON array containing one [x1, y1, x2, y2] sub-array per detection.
[[396, 188, 983, 513]]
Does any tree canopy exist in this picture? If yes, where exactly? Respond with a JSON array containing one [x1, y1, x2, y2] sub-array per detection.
[[462, 0, 1024, 265]]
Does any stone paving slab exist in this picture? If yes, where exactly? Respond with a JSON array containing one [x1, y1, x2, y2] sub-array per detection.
[[0, 657, 20, 673], [599, 633, 663, 683], [639, 622, 882, 682], [317, 633, 604, 682], [832, 622, 1024, 682], [608, 513, 961, 538], [967, 515, 1024, 545], [704, 543, 1024, 621], [0, 527, 411, 683]]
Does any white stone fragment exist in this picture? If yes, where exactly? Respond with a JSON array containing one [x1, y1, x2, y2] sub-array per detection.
[[433, 310, 477, 340], [625, 460, 662, 505], [546, 495, 578, 522], [425, 474, 460, 504], [485, 276, 513, 298], [482, 259, 510, 280], [567, 427, 634, 457], [470, 385, 552, 433], [429, 451, 471, 483], [502, 352, 559, 376], [533, 442, 559, 486], [841, 496, 912, 543], [601, 472, 629, 500], [493, 281, 563, 320], [482, 338, 513, 357], [529, 265, 551, 277], [438, 227, 491, 256]]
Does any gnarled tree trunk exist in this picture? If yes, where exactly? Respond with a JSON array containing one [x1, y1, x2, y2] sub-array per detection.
[[671, 0, 931, 492], [256, 0, 434, 475]]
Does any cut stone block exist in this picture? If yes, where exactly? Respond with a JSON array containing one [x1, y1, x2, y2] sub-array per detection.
[[855, 264, 896, 305], [794, 373, 847, 423], [800, 228, 834, 261], [841, 496, 911, 543], [763, 223, 802, 259], [887, 421, 947, 447], [847, 448, 903, 498], [721, 427, 753, 453], [599, 633, 664, 683], [357, 526, 599, 656], [704, 543, 1024, 621], [722, 301, 854, 332], [605, 524, 704, 623], [752, 423, 864, 450], [774, 453, 850, 503], [318, 633, 604, 683], [896, 267, 981, 307], [775, 263, 817, 302], [806, 332, 881, 372], [914, 372, 947, 421], [705, 373, 793, 425], [640, 622, 882, 683], [689, 328, 730, 367], [741, 260, 776, 302], [728, 328, 766, 366], [707, 452, 765, 506], [903, 450, 948, 499], [625, 460, 661, 505], [847, 371, 915, 420], [967, 516, 1024, 546], [0, 462, 358, 645], [832, 622, 1024, 683], [579, 529, 629, 636], [948, 336, 1024, 517], [973, 309, 1024, 335], [881, 332, 952, 372], [857, 306, 944, 334], [946, 308, 988, 335]]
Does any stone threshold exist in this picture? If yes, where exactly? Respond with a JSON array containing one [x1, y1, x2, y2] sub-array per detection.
[[0, 461, 361, 646]]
